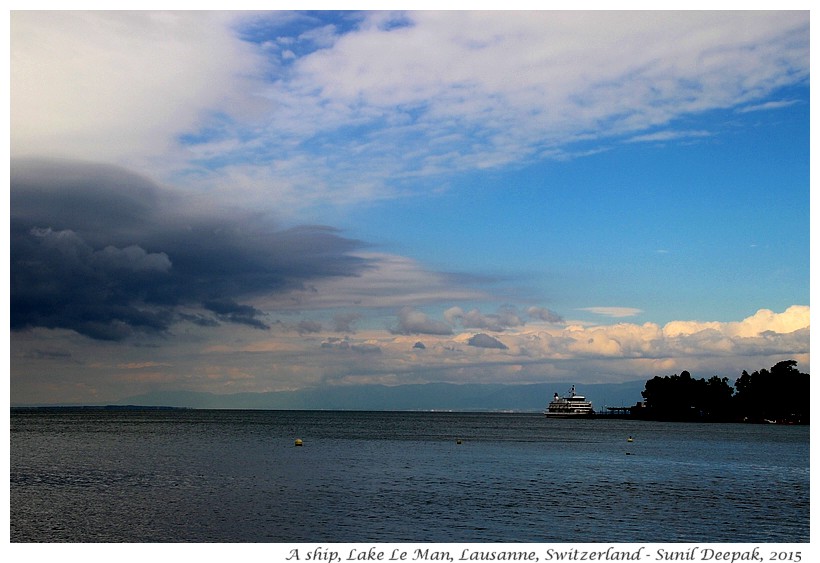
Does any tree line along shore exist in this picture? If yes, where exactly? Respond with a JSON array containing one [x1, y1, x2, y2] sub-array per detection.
[[625, 360, 809, 424]]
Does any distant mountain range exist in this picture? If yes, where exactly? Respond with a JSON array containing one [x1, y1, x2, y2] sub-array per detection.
[[95, 381, 647, 411]]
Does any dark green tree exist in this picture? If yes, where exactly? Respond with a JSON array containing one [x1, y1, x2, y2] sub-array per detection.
[[702, 375, 736, 421], [641, 370, 735, 421], [734, 360, 809, 423]]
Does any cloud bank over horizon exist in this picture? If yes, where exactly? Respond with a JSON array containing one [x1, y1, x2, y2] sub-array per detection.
[[9, 155, 810, 397]]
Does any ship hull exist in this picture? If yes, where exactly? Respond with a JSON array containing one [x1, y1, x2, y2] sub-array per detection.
[[544, 411, 595, 418]]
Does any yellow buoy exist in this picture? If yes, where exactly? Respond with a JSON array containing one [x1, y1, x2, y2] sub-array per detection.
[[627, 436, 634, 442], [295, 438, 303, 447], [456, 439, 463, 445]]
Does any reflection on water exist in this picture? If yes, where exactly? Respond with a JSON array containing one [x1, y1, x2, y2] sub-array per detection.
[[10, 409, 809, 542]]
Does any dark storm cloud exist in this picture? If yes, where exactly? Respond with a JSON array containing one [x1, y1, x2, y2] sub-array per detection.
[[202, 299, 269, 330], [467, 333, 508, 350], [11, 158, 370, 340]]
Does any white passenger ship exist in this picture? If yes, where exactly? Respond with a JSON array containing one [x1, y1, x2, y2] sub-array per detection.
[[544, 385, 595, 417]]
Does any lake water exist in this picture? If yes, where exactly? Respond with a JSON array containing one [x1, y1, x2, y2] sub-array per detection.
[[9, 409, 810, 543]]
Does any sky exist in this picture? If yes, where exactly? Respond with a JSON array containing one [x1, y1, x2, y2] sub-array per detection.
[[8, 9, 811, 406]]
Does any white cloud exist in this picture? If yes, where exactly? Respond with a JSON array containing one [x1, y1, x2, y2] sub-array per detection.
[[736, 100, 800, 113], [579, 307, 643, 318], [234, 306, 810, 376], [248, 10, 807, 189], [12, 11, 808, 209], [724, 305, 810, 338], [534, 306, 810, 362], [254, 11, 801, 206], [12, 304, 809, 401], [626, 130, 712, 144], [255, 252, 490, 311], [10, 11, 264, 166], [663, 306, 809, 339]]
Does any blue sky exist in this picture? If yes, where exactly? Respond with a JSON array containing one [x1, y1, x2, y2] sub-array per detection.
[[341, 96, 809, 325], [9, 10, 811, 405]]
